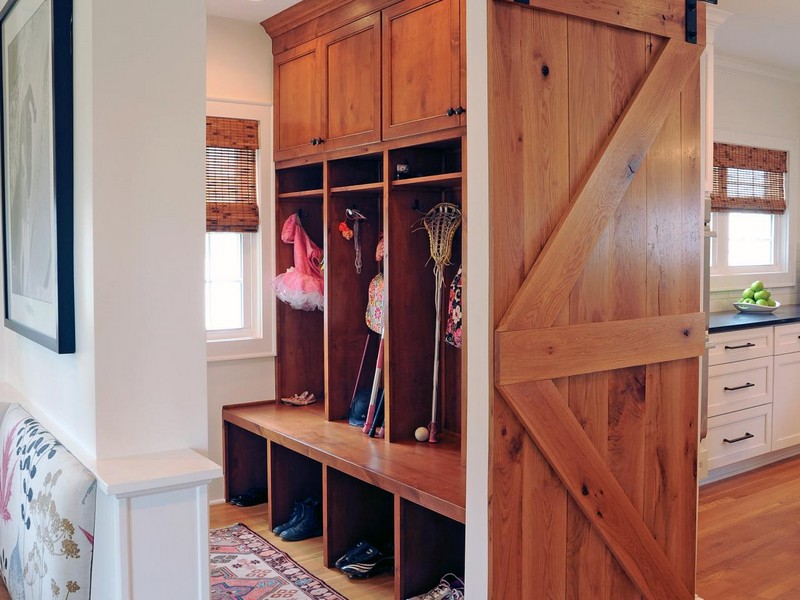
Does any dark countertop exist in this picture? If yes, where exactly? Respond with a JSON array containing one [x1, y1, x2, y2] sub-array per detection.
[[710, 303, 800, 333]]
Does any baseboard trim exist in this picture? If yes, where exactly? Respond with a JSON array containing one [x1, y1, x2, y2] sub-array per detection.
[[701, 445, 800, 485]]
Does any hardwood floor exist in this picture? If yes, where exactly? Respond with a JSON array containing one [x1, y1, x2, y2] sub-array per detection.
[[210, 501, 394, 600], [697, 456, 800, 600]]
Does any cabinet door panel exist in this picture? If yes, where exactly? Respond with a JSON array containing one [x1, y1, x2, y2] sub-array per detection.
[[275, 40, 321, 161], [382, 0, 461, 139], [773, 351, 800, 450], [321, 14, 382, 151]]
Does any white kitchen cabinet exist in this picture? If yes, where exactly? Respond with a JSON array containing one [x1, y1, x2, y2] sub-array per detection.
[[706, 322, 800, 475], [772, 323, 800, 450]]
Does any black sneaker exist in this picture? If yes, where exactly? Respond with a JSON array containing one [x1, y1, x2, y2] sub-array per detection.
[[335, 540, 373, 569], [280, 498, 322, 542], [339, 543, 394, 579], [229, 488, 266, 507], [273, 500, 305, 536]]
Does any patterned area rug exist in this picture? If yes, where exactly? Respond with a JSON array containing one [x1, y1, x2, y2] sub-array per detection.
[[210, 523, 346, 600]]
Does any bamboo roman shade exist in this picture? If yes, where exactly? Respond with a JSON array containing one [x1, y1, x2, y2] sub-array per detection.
[[711, 142, 787, 214], [206, 116, 260, 232]]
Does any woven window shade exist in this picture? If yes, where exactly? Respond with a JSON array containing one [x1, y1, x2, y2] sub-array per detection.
[[206, 116, 260, 232], [711, 142, 787, 214]]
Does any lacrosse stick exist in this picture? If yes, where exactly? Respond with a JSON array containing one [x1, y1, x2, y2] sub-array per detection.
[[420, 202, 461, 443]]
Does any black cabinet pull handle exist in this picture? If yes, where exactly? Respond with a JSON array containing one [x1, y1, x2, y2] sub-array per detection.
[[310, 138, 318, 145], [723, 432, 755, 444], [446, 107, 456, 117], [454, 105, 465, 115], [723, 382, 755, 391], [724, 342, 756, 350]]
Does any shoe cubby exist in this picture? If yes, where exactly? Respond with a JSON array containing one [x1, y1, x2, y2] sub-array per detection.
[[397, 499, 465, 599], [323, 466, 394, 569], [267, 442, 323, 532], [223, 421, 268, 503], [276, 163, 324, 199]]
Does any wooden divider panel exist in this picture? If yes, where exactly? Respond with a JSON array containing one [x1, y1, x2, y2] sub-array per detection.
[[490, 1, 704, 598]]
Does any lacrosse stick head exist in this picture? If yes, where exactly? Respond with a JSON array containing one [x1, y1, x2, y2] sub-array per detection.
[[422, 202, 462, 270]]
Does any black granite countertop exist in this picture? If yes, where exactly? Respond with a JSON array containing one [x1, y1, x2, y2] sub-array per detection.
[[709, 303, 800, 333]]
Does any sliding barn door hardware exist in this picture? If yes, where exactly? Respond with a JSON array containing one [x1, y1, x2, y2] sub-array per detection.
[[687, 0, 718, 44]]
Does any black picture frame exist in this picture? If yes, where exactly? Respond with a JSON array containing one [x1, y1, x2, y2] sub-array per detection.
[[0, 0, 73, 353]]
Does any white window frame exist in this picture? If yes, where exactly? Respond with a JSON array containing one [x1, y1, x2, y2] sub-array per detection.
[[205, 100, 276, 361], [710, 130, 798, 293]]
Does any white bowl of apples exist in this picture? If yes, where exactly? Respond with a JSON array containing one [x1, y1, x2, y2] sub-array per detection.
[[733, 281, 780, 313]]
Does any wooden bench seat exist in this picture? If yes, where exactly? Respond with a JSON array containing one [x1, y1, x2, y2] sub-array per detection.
[[222, 400, 465, 523]]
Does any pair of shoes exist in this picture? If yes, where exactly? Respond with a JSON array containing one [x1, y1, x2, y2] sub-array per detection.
[[275, 498, 322, 541], [406, 573, 465, 600], [281, 391, 316, 406], [337, 541, 394, 579], [229, 488, 266, 507]]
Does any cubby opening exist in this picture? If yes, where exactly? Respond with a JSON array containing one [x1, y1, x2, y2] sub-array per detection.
[[326, 190, 384, 421], [397, 499, 465, 599], [324, 467, 394, 570], [276, 163, 324, 199], [275, 198, 325, 403], [389, 139, 462, 187], [329, 153, 384, 193], [267, 443, 323, 531], [223, 422, 268, 502]]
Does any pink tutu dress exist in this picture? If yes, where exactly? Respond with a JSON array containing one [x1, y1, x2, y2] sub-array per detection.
[[272, 213, 324, 311]]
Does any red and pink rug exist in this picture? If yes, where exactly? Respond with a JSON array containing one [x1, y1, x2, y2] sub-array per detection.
[[210, 523, 346, 600]]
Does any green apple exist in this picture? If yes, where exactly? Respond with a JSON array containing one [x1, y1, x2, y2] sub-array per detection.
[[754, 290, 771, 301], [756, 299, 769, 306], [751, 280, 765, 292], [767, 298, 777, 307], [743, 298, 755, 304], [742, 288, 756, 299]]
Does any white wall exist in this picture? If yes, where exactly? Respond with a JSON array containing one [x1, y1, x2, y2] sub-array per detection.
[[710, 57, 800, 311], [206, 17, 276, 502]]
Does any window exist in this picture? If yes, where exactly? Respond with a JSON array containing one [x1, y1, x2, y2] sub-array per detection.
[[205, 104, 275, 360], [710, 134, 797, 292]]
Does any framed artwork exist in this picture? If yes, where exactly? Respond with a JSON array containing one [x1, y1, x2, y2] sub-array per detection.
[[0, 0, 73, 353]]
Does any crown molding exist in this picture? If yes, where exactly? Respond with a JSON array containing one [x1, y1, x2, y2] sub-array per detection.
[[706, 6, 732, 31], [716, 54, 800, 87]]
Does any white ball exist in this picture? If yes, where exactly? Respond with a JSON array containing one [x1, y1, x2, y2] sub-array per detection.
[[414, 426, 430, 442]]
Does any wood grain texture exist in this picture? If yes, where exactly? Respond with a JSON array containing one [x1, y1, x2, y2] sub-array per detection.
[[495, 313, 705, 385], [382, 0, 461, 140], [498, 37, 703, 333], [499, 380, 693, 600], [222, 402, 465, 522], [493, 0, 689, 42], [274, 39, 322, 161], [320, 13, 382, 151], [488, 5, 569, 598]]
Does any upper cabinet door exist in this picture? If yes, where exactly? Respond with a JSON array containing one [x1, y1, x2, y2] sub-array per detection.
[[320, 14, 382, 152], [274, 39, 322, 161], [382, 0, 462, 140]]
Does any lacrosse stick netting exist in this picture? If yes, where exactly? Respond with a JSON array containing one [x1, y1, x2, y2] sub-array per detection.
[[421, 202, 461, 443]]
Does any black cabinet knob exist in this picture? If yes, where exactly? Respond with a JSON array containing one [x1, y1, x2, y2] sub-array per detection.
[[454, 105, 465, 115], [446, 107, 456, 117], [317, 137, 324, 145], [310, 138, 318, 146]]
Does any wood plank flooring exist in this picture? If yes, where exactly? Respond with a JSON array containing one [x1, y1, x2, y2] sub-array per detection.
[[210, 501, 394, 600], [697, 456, 800, 600]]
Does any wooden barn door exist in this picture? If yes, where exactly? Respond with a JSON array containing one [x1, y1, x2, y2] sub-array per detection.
[[489, 2, 705, 599]]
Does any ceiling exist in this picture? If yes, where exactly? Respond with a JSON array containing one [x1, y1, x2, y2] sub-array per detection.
[[714, 0, 800, 74], [206, 0, 800, 75]]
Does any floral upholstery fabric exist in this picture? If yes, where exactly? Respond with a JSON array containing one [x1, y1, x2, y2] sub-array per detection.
[[0, 404, 96, 600]]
